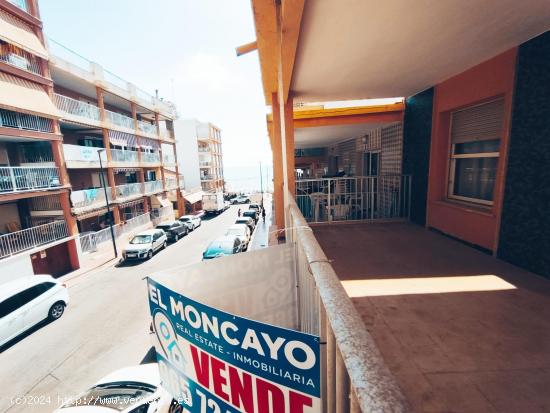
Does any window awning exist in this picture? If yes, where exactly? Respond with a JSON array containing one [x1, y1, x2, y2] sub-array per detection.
[[109, 130, 138, 148], [0, 9, 49, 59], [0, 72, 60, 119], [151, 195, 172, 208], [184, 190, 205, 204]]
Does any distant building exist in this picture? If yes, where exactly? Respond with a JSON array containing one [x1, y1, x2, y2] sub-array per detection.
[[174, 119, 225, 211]]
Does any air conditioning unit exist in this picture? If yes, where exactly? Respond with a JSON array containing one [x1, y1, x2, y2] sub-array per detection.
[[8, 53, 28, 70]]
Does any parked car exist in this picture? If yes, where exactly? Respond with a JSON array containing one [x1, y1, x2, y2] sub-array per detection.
[[225, 224, 251, 251], [53, 363, 175, 413], [156, 220, 188, 242], [0, 275, 69, 348], [203, 235, 243, 260], [122, 229, 167, 261], [249, 203, 261, 212], [235, 216, 255, 232], [178, 214, 201, 231], [243, 209, 259, 222], [232, 195, 250, 204], [224, 200, 231, 210]]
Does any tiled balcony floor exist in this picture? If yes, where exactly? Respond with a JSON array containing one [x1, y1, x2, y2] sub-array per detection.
[[313, 222, 550, 413]]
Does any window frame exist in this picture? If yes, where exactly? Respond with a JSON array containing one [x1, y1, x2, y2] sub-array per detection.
[[447, 143, 500, 206]]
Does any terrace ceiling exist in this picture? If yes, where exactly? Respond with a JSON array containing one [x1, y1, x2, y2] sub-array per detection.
[[291, 0, 550, 101]]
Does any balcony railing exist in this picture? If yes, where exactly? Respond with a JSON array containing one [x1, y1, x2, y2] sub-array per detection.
[[7, 0, 28, 12], [71, 187, 111, 210], [0, 109, 54, 133], [295, 175, 411, 223], [160, 128, 172, 140], [54, 94, 100, 124], [143, 180, 163, 194], [0, 43, 42, 75], [198, 147, 211, 153], [105, 109, 134, 131], [199, 161, 211, 167], [0, 220, 69, 259], [165, 178, 178, 190], [0, 167, 61, 193], [115, 182, 144, 200], [141, 152, 160, 164], [163, 154, 176, 165], [201, 174, 215, 181], [110, 149, 139, 163], [287, 195, 408, 412], [137, 120, 156, 136], [63, 144, 106, 163]]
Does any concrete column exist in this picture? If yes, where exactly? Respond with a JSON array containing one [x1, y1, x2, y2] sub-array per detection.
[[282, 96, 295, 196], [112, 205, 121, 224], [271, 92, 284, 229], [50, 140, 70, 186], [60, 192, 78, 235]]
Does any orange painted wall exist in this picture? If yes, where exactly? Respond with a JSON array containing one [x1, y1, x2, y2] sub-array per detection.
[[426, 49, 517, 251]]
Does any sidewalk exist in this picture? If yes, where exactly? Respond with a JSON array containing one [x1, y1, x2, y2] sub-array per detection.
[[248, 195, 272, 251]]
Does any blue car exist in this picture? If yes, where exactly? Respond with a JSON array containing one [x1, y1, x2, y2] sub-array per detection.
[[202, 235, 243, 260]]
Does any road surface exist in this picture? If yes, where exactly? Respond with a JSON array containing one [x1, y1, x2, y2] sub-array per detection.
[[0, 205, 247, 413]]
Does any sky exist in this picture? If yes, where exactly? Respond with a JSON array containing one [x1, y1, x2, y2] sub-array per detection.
[[40, 0, 273, 190]]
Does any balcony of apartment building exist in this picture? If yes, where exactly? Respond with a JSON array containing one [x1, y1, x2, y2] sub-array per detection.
[[0, 192, 70, 261], [0, 140, 63, 198]]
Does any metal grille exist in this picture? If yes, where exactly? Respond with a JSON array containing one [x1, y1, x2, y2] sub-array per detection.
[[0, 109, 54, 133], [295, 175, 411, 223]]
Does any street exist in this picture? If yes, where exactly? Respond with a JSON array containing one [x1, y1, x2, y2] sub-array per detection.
[[0, 205, 251, 413]]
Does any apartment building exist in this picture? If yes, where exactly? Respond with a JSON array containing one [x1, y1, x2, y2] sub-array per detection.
[[48, 39, 183, 232], [0, 0, 80, 281], [248, 2, 550, 411], [0, 0, 184, 282], [175, 119, 224, 208]]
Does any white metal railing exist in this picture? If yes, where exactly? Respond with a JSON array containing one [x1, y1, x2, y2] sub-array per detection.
[[0, 220, 69, 259], [137, 120, 157, 136], [144, 180, 163, 194], [295, 175, 411, 223], [7, 0, 28, 12], [160, 128, 172, 140], [0, 45, 41, 75], [287, 195, 409, 412], [198, 147, 210, 153], [165, 178, 178, 190], [105, 109, 134, 131], [199, 161, 211, 167], [71, 187, 111, 209], [110, 149, 139, 163], [201, 175, 215, 180], [63, 144, 106, 163], [115, 182, 144, 199], [141, 152, 160, 164], [163, 153, 176, 165], [0, 109, 54, 133], [54, 94, 101, 123], [0, 167, 61, 193]]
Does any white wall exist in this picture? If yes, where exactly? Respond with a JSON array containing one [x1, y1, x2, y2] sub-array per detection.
[[174, 119, 201, 190], [0, 254, 34, 284]]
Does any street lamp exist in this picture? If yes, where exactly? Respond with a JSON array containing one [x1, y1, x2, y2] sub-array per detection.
[[98, 149, 118, 258]]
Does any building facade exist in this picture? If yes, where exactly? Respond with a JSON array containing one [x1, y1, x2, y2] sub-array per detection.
[[175, 119, 224, 195], [48, 39, 183, 232], [0, 0, 184, 282], [0, 0, 80, 281]]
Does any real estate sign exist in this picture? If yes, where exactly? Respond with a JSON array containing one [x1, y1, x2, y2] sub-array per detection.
[[148, 278, 321, 412]]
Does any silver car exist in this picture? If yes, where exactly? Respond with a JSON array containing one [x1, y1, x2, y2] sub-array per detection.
[[122, 229, 167, 261]]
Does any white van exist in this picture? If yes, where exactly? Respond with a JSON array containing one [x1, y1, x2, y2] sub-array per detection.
[[0, 275, 69, 347]]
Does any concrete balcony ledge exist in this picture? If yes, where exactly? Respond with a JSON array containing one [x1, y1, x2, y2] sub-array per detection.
[[313, 221, 550, 412]]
